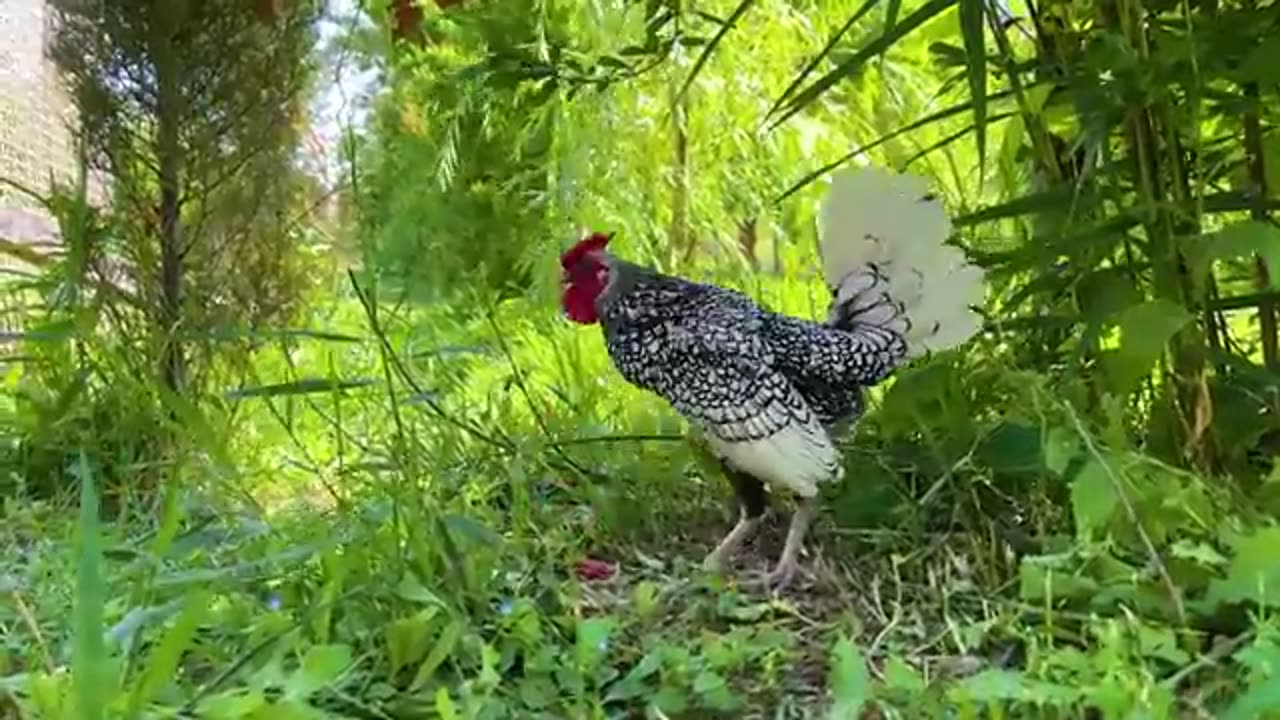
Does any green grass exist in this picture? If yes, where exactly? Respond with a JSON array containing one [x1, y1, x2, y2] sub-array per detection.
[[3, 280, 1280, 719]]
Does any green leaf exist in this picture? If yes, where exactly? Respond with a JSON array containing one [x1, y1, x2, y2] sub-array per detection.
[[386, 609, 439, 676], [1168, 539, 1228, 568], [394, 574, 447, 606], [1236, 36, 1280, 84], [125, 591, 210, 716], [958, 0, 986, 176], [518, 676, 558, 709], [1019, 553, 1100, 602], [284, 644, 352, 700], [435, 687, 459, 720], [693, 670, 737, 710], [632, 580, 661, 619], [1225, 635, 1280, 719], [976, 421, 1042, 474], [949, 669, 1080, 704], [575, 617, 613, 668], [1205, 220, 1280, 289], [1071, 459, 1117, 539], [411, 619, 465, 690], [1100, 299, 1193, 396], [224, 377, 377, 399], [827, 636, 870, 720], [768, 0, 959, 129], [443, 513, 503, 548], [196, 689, 268, 720], [676, 0, 757, 100], [1043, 426, 1081, 477], [606, 650, 663, 702], [881, 656, 925, 693], [1207, 527, 1280, 608]]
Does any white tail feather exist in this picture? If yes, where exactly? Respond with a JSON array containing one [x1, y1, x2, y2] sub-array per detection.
[[818, 166, 985, 360]]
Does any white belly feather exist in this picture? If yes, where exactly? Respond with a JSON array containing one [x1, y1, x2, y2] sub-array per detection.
[[705, 421, 844, 498]]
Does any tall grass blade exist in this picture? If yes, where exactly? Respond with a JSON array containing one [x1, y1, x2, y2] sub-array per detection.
[[959, 0, 986, 177], [763, 0, 880, 122], [775, 87, 1018, 202], [767, 0, 958, 130], [224, 377, 378, 399], [676, 0, 758, 101], [72, 452, 109, 720]]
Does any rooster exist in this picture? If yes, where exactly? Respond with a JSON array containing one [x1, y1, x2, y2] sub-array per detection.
[[559, 167, 986, 591]]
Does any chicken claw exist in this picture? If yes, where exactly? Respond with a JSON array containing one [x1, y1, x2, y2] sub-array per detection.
[[748, 497, 817, 594]]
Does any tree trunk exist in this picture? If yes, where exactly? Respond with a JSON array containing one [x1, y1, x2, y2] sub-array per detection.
[[153, 5, 185, 396]]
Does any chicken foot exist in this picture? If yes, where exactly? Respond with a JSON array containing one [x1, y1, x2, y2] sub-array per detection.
[[750, 496, 817, 593]]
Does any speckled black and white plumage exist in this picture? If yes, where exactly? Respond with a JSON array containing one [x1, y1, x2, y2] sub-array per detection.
[[595, 257, 907, 498]]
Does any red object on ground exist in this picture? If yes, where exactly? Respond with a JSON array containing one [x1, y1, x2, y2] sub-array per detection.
[[575, 559, 615, 581]]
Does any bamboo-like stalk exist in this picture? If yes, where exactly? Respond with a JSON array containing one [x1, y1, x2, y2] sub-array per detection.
[[1243, 82, 1279, 368]]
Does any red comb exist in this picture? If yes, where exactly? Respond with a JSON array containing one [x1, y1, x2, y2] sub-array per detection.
[[560, 232, 612, 269]]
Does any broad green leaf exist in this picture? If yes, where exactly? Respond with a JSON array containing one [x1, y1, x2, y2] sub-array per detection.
[[653, 684, 690, 714], [1019, 554, 1100, 602], [1205, 220, 1280, 289], [632, 580, 661, 618], [606, 650, 663, 702], [1169, 539, 1228, 567], [519, 676, 558, 709], [1042, 426, 1080, 477], [386, 609, 439, 676], [693, 670, 737, 710], [975, 421, 1042, 474], [826, 636, 870, 720], [442, 513, 503, 547], [394, 574, 447, 606], [1207, 527, 1280, 608], [575, 617, 613, 668], [949, 669, 1080, 704], [881, 656, 925, 693], [1070, 459, 1117, 539], [284, 643, 352, 700], [1236, 36, 1280, 84], [1101, 299, 1193, 396], [958, 0, 986, 175], [1223, 636, 1280, 719]]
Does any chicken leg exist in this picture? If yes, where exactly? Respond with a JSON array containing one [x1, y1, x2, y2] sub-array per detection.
[[701, 463, 768, 573], [758, 496, 817, 593]]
